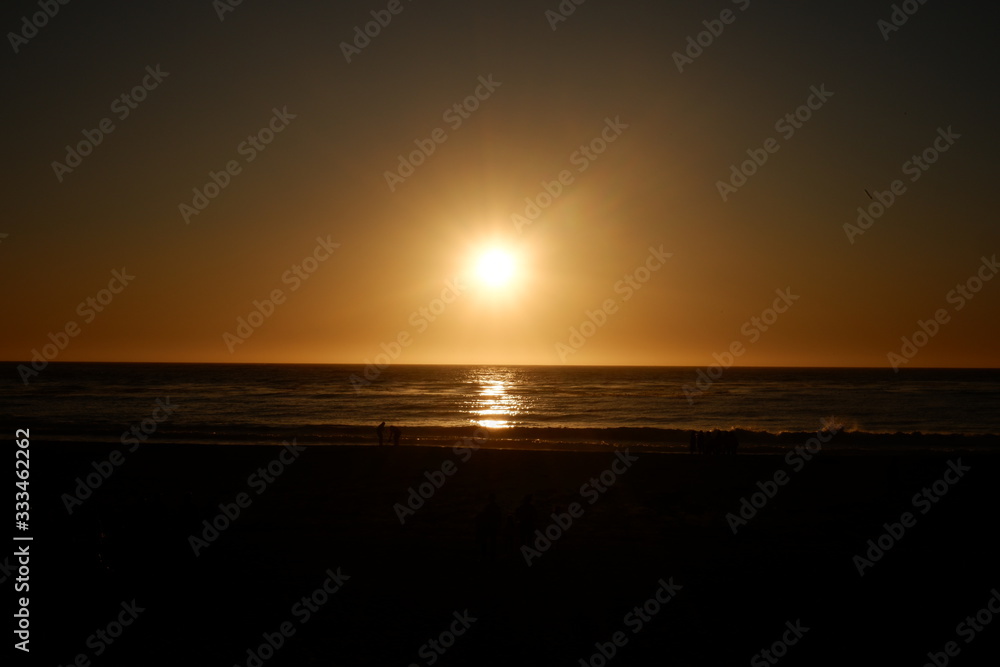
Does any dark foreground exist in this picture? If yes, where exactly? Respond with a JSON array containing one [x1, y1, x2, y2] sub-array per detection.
[[26, 443, 1000, 665]]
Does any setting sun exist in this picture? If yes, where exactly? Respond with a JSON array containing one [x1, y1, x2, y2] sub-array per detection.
[[475, 248, 517, 287]]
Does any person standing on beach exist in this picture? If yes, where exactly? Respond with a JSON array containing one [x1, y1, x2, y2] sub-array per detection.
[[390, 425, 401, 446], [376, 421, 386, 446]]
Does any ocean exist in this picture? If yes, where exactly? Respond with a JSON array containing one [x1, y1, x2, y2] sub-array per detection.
[[5, 363, 999, 452]]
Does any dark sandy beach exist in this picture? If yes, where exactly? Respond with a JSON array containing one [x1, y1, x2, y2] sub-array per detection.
[[30, 442, 1000, 666]]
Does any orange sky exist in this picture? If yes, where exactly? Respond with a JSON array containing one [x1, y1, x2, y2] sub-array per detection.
[[4, 1, 998, 369]]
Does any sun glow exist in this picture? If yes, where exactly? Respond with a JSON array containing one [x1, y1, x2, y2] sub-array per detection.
[[475, 248, 517, 288]]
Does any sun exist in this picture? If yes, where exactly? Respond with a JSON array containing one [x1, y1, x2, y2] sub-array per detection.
[[475, 248, 517, 287]]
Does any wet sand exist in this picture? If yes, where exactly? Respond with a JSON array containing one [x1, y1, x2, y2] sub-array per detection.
[[31, 442, 1000, 665]]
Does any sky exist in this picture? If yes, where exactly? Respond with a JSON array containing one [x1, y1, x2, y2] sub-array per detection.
[[3, 0, 998, 368]]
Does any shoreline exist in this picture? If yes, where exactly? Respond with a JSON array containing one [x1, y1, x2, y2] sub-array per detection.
[[36, 429, 1000, 454]]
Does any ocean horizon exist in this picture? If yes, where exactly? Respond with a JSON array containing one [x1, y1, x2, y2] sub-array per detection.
[[7, 362, 999, 451]]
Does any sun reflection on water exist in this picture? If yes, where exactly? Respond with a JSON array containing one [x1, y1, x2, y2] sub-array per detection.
[[465, 369, 526, 429]]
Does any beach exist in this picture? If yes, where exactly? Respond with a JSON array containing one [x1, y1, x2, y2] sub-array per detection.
[[31, 440, 1000, 665], [7, 0, 999, 663]]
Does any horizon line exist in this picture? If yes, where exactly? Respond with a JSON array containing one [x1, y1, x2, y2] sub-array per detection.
[[3, 360, 998, 371]]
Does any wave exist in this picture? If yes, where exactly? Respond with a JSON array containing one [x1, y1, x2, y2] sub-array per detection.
[[35, 421, 1000, 452]]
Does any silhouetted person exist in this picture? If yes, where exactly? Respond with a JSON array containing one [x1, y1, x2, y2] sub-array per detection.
[[708, 430, 720, 455], [390, 425, 401, 446], [515, 494, 536, 545], [475, 494, 503, 561], [501, 515, 517, 559], [376, 421, 386, 446], [689, 430, 697, 454]]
